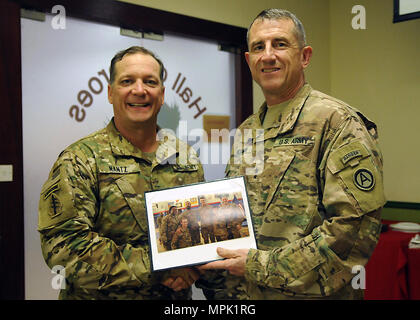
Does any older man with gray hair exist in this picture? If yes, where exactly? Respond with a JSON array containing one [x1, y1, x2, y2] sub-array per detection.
[[198, 8, 385, 300]]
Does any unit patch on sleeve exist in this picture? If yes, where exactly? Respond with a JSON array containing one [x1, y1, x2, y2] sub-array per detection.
[[341, 149, 362, 165], [353, 168, 375, 191]]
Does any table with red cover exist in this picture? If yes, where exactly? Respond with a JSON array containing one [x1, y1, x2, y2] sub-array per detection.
[[407, 245, 420, 299], [364, 221, 420, 300]]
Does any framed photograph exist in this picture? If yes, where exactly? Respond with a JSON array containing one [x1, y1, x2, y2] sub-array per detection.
[[145, 176, 257, 271], [393, 0, 420, 23]]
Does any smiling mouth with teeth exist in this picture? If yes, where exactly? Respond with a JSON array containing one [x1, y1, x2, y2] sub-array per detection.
[[262, 68, 280, 73], [128, 103, 149, 107]]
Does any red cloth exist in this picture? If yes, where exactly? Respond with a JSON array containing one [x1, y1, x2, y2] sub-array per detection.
[[365, 224, 420, 300], [407, 248, 420, 300]]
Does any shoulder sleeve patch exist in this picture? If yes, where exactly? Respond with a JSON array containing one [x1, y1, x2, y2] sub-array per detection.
[[327, 140, 370, 174], [38, 158, 78, 230], [327, 140, 386, 214]]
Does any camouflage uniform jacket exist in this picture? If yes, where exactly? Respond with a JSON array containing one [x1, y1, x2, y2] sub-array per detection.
[[160, 213, 181, 249], [156, 215, 163, 229], [171, 227, 193, 250], [213, 209, 229, 239], [38, 119, 204, 299], [197, 84, 385, 299]]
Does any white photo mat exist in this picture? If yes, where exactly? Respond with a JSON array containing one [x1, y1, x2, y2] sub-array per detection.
[[145, 176, 257, 271]]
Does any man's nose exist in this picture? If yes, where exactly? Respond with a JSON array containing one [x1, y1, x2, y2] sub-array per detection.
[[261, 44, 276, 61], [131, 80, 146, 95]]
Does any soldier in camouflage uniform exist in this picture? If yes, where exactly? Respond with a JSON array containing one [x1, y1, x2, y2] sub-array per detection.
[[179, 201, 201, 245], [199, 197, 216, 244], [156, 212, 164, 233], [38, 46, 204, 299], [197, 9, 385, 299], [171, 217, 193, 250], [213, 203, 229, 242], [220, 197, 245, 239], [160, 206, 181, 251]]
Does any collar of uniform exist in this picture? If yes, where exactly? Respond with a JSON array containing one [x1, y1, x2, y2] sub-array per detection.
[[105, 119, 178, 164], [254, 83, 312, 141]]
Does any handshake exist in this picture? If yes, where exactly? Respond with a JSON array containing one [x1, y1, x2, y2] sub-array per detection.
[[161, 267, 201, 292], [161, 247, 249, 291]]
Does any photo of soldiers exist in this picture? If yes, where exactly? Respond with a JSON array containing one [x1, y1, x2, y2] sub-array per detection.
[[199, 197, 216, 244], [171, 217, 193, 250], [159, 205, 180, 251], [179, 200, 201, 245], [145, 177, 255, 271], [151, 192, 251, 253]]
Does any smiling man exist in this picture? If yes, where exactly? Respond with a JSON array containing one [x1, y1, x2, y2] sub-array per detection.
[[245, 15, 311, 106], [197, 9, 385, 300], [38, 46, 204, 299], [108, 48, 165, 152]]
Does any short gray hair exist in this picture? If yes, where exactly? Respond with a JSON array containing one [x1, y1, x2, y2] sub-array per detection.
[[247, 9, 307, 49]]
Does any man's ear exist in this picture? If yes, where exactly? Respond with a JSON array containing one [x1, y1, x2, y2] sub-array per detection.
[[107, 84, 113, 104], [301, 46, 313, 69], [155, 86, 165, 116], [161, 86, 165, 106], [245, 51, 250, 67]]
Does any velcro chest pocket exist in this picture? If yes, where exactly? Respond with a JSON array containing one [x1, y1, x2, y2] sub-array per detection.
[[172, 164, 199, 185], [327, 140, 385, 214], [97, 161, 148, 234]]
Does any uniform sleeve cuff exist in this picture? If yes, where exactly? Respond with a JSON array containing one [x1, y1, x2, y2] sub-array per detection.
[[244, 248, 270, 285]]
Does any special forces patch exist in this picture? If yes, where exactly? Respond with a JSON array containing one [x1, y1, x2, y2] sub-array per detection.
[[43, 181, 63, 217], [48, 193, 63, 217], [353, 168, 375, 191]]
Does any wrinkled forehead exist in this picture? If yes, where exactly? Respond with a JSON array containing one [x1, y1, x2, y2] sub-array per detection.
[[248, 17, 298, 44]]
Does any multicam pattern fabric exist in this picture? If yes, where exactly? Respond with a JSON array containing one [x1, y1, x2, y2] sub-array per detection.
[[38, 119, 204, 299], [179, 208, 201, 245], [199, 205, 216, 244], [171, 226, 193, 249], [196, 84, 385, 299], [160, 212, 181, 250], [213, 209, 229, 241], [220, 203, 245, 239]]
